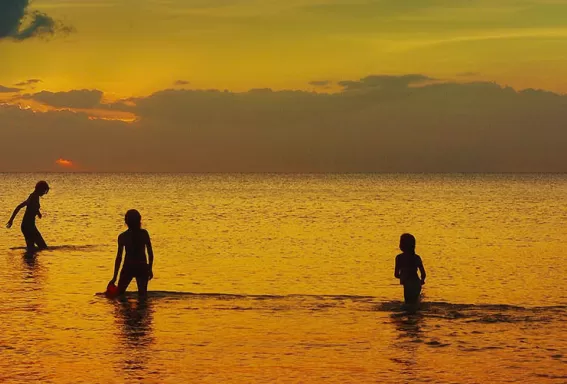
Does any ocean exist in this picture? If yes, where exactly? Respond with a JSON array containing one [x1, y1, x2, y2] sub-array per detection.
[[1, 173, 566, 383]]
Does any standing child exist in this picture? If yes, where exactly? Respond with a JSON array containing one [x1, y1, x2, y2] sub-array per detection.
[[109, 209, 154, 297], [394, 233, 426, 305], [6, 181, 50, 252]]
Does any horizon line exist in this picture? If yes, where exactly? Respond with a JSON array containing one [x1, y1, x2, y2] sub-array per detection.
[[1, 171, 567, 175]]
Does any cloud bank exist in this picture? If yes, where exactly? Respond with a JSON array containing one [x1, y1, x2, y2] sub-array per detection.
[[337, 75, 435, 91], [23, 89, 104, 109], [1, 74, 567, 172], [0, 85, 21, 93], [15, 78, 42, 87], [0, 0, 73, 41]]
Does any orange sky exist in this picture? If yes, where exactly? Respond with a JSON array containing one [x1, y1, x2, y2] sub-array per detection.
[[1, 0, 567, 96], [1, 0, 567, 172]]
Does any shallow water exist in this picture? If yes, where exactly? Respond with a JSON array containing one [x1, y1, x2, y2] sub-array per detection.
[[1, 173, 566, 383]]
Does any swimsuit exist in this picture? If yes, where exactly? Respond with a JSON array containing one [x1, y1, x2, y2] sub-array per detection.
[[117, 262, 149, 296], [396, 253, 424, 304], [117, 229, 150, 295], [21, 194, 46, 250]]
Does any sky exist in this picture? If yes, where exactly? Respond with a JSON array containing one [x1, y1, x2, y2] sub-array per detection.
[[1, 0, 567, 172]]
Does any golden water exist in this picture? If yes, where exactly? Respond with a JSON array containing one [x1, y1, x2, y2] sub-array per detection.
[[1, 174, 566, 383]]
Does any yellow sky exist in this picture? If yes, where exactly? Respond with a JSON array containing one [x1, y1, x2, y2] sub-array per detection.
[[2, 0, 567, 97], [3, 0, 567, 173]]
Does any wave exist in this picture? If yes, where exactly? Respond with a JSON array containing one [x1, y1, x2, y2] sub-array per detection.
[[94, 291, 374, 300], [377, 300, 567, 323], [9, 244, 101, 252], [376, 300, 533, 312], [93, 291, 567, 323]]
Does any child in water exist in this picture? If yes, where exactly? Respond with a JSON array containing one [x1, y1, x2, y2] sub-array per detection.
[[394, 233, 426, 305], [6, 181, 50, 252], [109, 209, 154, 296]]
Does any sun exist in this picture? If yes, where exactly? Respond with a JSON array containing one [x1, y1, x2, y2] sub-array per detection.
[[55, 158, 74, 168]]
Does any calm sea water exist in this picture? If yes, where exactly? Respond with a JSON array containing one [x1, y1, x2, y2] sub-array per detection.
[[1, 173, 566, 383]]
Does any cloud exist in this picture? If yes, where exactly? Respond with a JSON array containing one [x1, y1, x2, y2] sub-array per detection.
[[174, 80, 190, 86], [338, 74, 435, 91], [0, 0, 74, 41], [0, 106, 131, 172], [15, 78, 42, 87], [0, 85, 21, 93], [24, 89, 104, 109], [2, 74, 567, 172]]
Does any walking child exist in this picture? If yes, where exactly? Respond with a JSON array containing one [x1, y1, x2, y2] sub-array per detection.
[[6, 181, 50, 252], [109, 209, 154, 297], [394, 233, 426, 305]]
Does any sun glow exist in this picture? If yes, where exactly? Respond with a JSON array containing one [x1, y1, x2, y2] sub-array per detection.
[[0, 96, 138, 123], [55, 158, 74, 168]]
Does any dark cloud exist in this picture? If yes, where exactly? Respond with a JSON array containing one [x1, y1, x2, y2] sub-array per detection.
[[174, 80, 190, 86], [0, 85, 21, 93], [338, 74, 435, 91], [0, 105, 130, 172], [3, 74, 567, 172], [309, 80, 332, 87], [24, 89, 104, 109], [0, 0, 73, 41], [15, 78, 42, 87]]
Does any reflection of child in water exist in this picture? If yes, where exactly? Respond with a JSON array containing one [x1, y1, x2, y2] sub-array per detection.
[[109, 210, 154, 296], [394, 233, 426, 305]]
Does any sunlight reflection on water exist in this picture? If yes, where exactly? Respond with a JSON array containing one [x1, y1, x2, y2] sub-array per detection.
[[0, 173, 566, 383]]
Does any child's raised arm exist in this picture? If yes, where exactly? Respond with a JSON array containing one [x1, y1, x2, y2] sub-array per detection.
[[6, 200, 28, 228]]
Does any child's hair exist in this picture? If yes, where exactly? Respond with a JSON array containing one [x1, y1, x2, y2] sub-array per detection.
[[35, 181, 49, 194], [125, 209, 142, 230], [399, 233, 416, 254]]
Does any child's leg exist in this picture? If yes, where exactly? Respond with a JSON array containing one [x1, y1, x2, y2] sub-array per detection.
[[135, 267, 149, 297], [403, 284, 411, 304], [21, 226, 36, 252], [403, 280, 422, 304], [32, 227, 47, 249], [117, 268, 134, 295]]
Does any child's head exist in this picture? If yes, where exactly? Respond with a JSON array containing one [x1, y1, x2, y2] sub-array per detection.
[[125, 209, 142, 230], [399, 233, 416, 254], [35, 180, 49, 196]]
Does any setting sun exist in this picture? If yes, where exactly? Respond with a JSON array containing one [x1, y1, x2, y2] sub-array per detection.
[[55, 158, 74, 168]]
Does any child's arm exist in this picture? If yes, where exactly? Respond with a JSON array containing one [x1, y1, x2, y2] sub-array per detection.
[[146, 231, 154, 280], [394, 255, 400, 279], [6, 200, 28, 228], [110, 236, 124, 284], [418, 259, 426, 284]]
